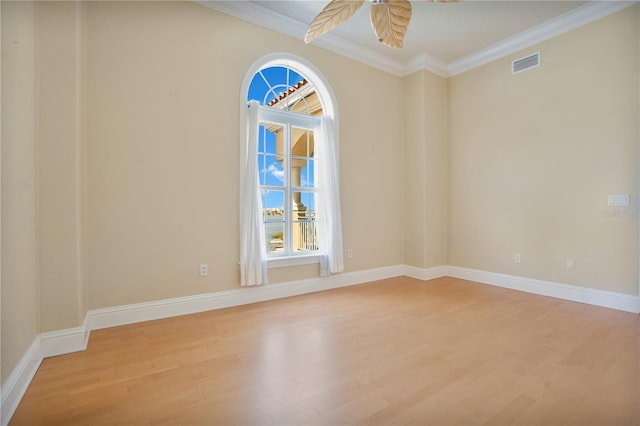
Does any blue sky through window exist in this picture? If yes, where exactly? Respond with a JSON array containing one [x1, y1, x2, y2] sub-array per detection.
[[248, 67, 305, 105]]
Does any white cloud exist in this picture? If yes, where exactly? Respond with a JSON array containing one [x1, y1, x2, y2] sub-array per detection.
[[266, 163, 284, 182]]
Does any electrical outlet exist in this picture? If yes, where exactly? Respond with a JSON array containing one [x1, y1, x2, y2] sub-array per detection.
[[347, 249, 353, 258], [199, 264, 208, 276], [514, 253, 521, 264], [566, 258, 574, 271]]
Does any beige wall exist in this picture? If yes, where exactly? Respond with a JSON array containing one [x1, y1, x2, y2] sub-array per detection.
[[403, 70, 448, 269], [84, 1, 404, 309], [37, 1, 87, 332], [1, 1, 39, 382], [448, 6, 639, 295]]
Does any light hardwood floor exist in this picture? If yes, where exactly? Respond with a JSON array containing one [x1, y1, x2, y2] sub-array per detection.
[[10, 276, 640, 425]]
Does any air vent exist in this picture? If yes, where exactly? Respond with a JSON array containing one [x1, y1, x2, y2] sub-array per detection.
[[512, 52, 540, 75]]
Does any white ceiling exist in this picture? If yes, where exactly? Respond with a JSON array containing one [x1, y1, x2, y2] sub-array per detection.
[[199, 0, 636, 76]]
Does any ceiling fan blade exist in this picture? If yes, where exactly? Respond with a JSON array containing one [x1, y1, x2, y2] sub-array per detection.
[[305, 0, 365, 44], [370, 0, 412, 48]]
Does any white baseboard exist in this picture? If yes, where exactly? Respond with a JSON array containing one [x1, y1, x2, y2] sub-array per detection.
[[87, 264, 405, 331], [1, 338, 42, 426], [403, 265, 448, 281], [446, 266, 640, 314], [40, 325, 90, 358], [11, 263, 640, 364]]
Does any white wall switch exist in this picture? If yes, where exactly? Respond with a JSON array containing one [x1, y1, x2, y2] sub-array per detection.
[[607, 194, 630, 207]]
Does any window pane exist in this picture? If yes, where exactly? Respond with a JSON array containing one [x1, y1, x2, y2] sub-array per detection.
[[265, 222, 284, 254], [300, 159, 315, 188], [265, 83, 290, 106], [262, 190, 284, 221], [258, 124, 279, 154], [248, 74, 269, 104], [262, 155, 284, 186], [288, 69, 304, 86], [291, 127, 313, 158], [291, 127, 314, 189], [292, 191, 318, 252], [262, 67, 287, 87], [260, 122, 281, 154], [265, 133, 276, 153], [297, 191, 316, 212], [263, 189, 285, 255], [260, 67, 287, 105], [258, 67, 307, 108]]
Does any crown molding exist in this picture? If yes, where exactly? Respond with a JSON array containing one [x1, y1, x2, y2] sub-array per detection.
[[198, 1, 636, 78], [196, 0, 407, 76], [404, 53, 449, 78], [447, 0, 638, 76]]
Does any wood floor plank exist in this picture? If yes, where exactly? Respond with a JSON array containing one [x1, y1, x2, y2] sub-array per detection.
[[9, 276, 640, 425]]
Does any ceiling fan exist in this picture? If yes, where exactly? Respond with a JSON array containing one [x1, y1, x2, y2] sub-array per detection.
[[305, 0, 458, 49]]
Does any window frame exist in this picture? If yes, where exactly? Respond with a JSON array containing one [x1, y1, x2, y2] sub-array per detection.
[[257, 106, 320, 262], [240, 53, 340, 271]]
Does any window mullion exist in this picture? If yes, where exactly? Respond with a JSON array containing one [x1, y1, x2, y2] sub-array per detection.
[[284, 123, 292, 257]]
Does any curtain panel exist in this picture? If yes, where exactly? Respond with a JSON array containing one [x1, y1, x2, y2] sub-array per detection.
[[239, 100, 268, 286], [315, 116, 344, 276]]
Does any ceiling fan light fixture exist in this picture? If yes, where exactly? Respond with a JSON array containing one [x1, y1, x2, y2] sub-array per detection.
[[370, 0, 411, 48], [304, 0, 365, 45], [305, 0, 459, 49]]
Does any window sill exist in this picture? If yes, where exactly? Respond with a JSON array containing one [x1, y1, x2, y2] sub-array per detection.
[[267, 254, 320, 269]]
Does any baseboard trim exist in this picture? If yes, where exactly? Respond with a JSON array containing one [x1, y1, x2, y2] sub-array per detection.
[[446, 266, 640, 314], [86, 264, 405, 331], [1, 338, 42, 426], [40, 325, 90, 358], [24, 263, 640, 362], [403, 265, 448, 281]]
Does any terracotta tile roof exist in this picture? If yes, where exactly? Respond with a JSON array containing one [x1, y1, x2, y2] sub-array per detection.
[[267, 79, 309, 107]]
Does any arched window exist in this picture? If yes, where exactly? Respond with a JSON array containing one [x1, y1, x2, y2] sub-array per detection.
[[239, 54, 343, 286]]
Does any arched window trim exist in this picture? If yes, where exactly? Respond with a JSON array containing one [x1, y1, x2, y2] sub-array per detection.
[[239, 53, 343, 280], [240, 52, 338, 121]]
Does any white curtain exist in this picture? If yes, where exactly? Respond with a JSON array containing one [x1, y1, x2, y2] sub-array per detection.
[[239, 100, 268, 286], [315, 116, 344, 276]]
